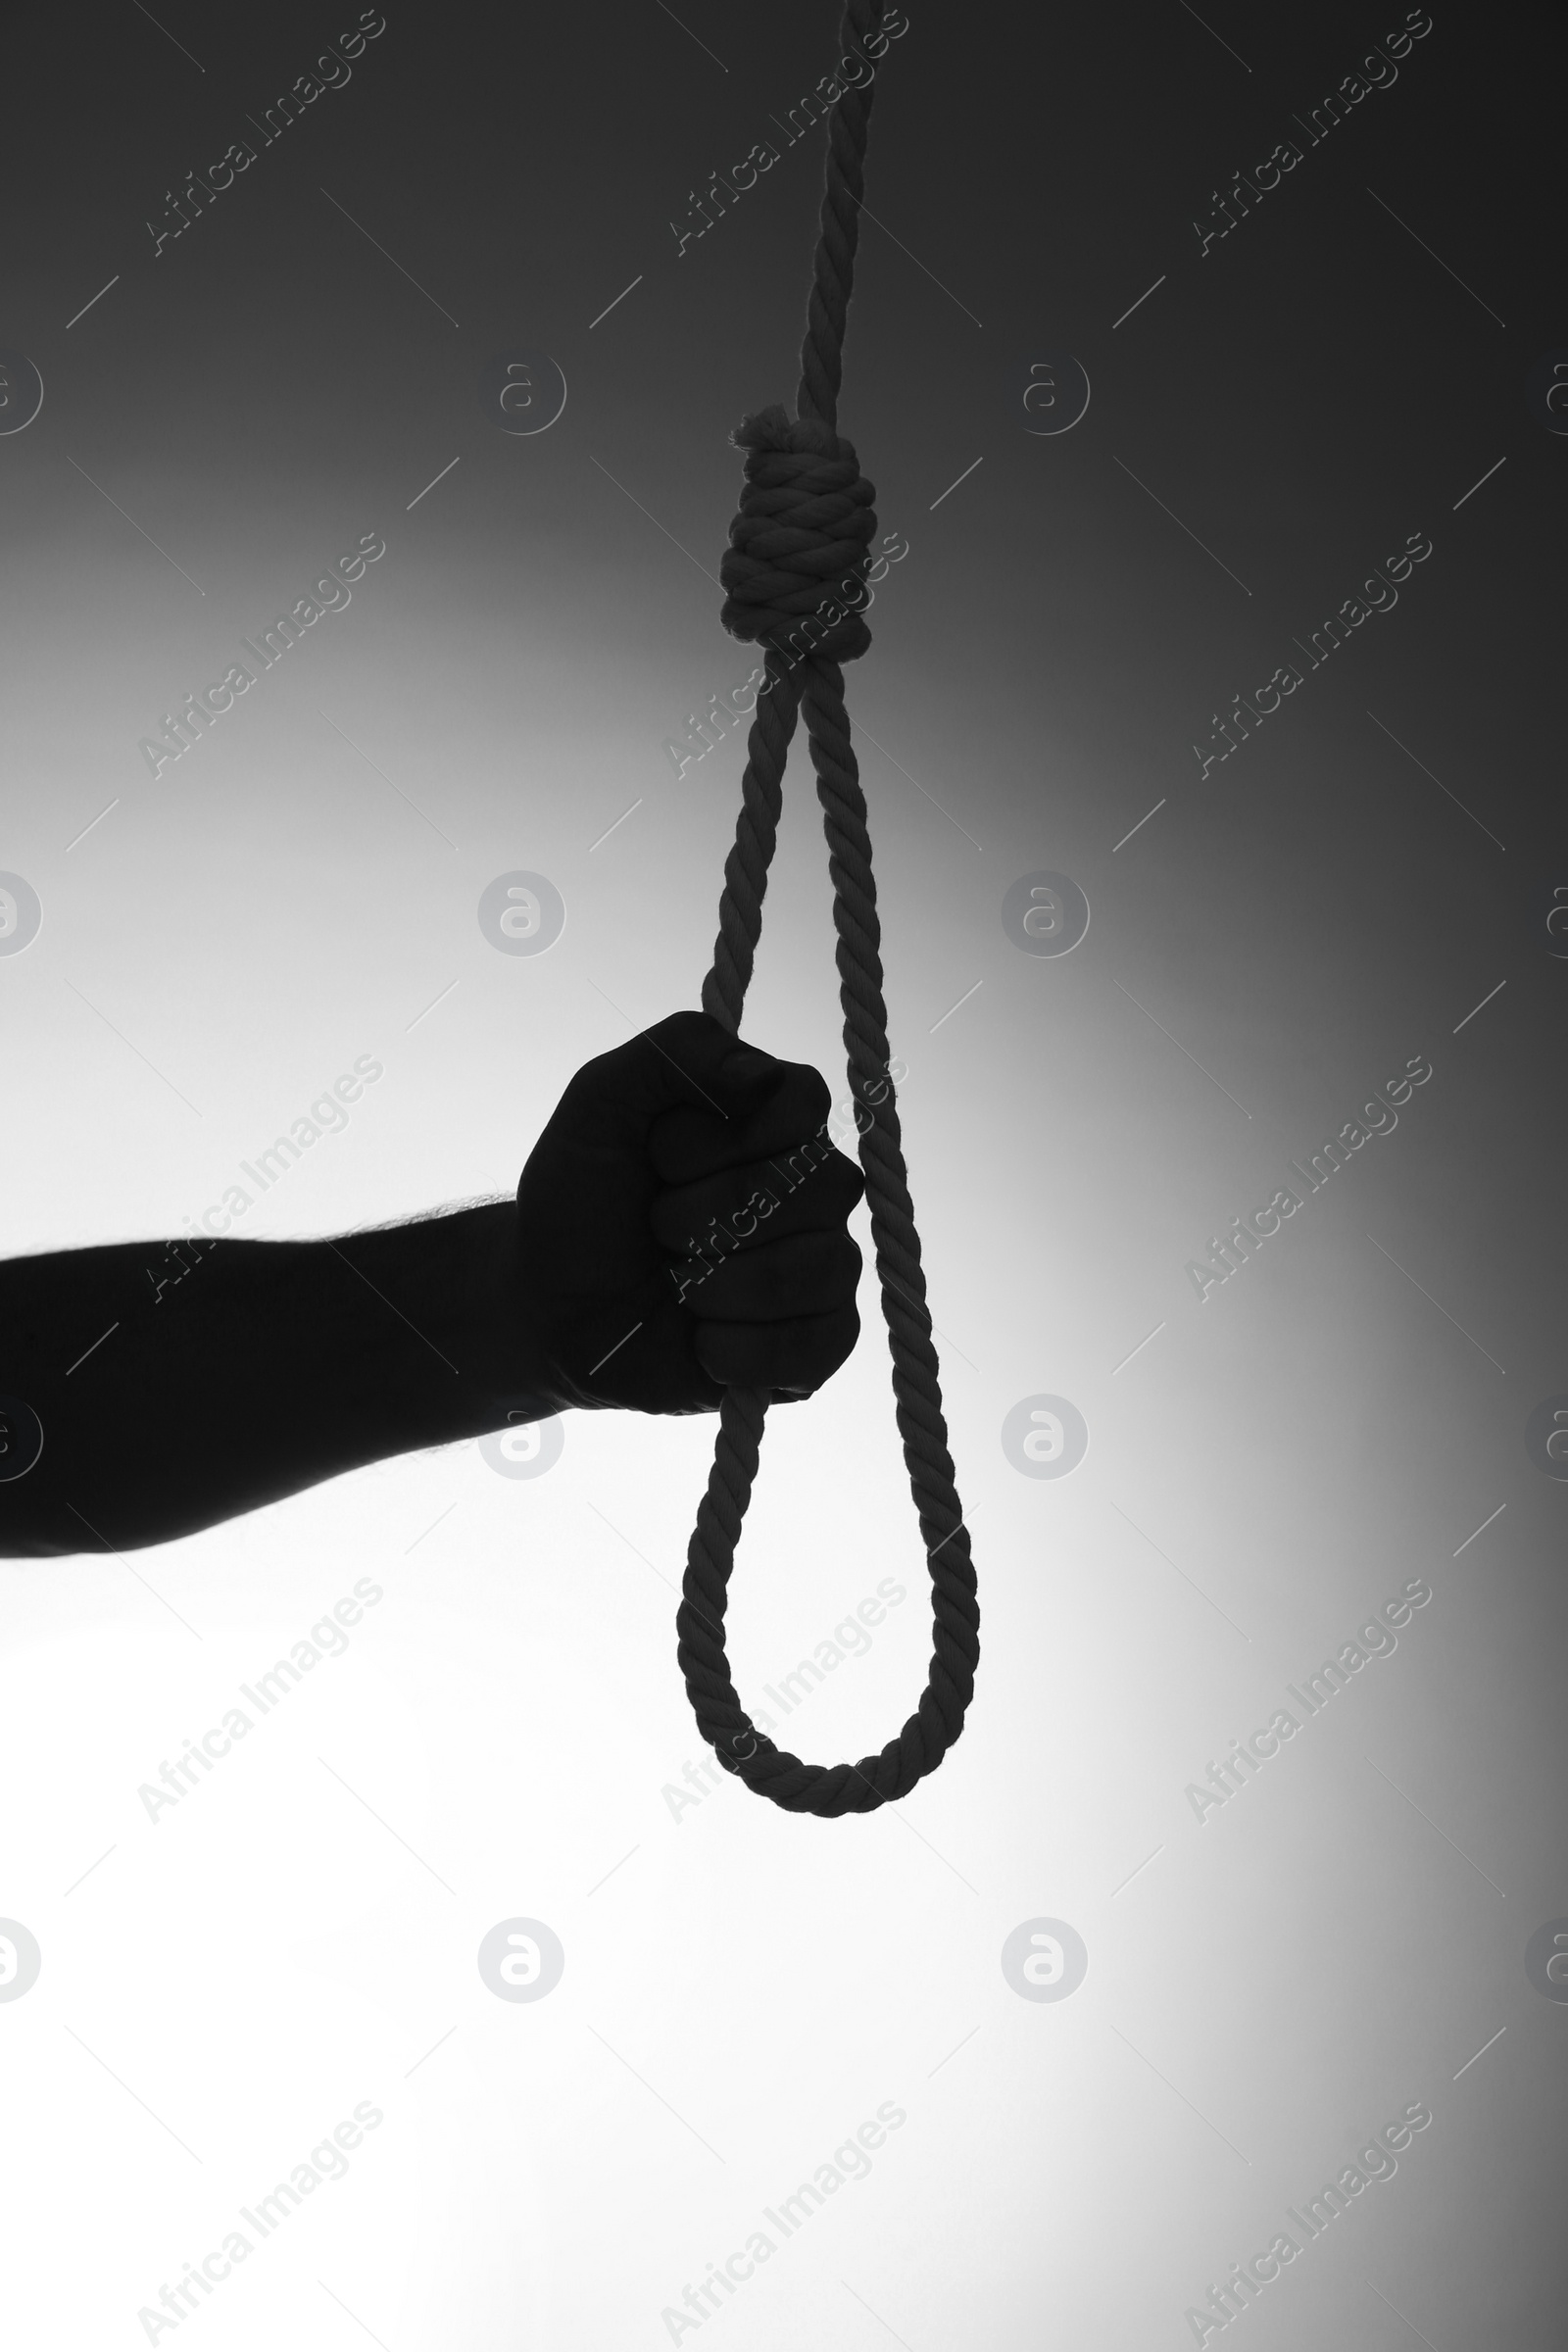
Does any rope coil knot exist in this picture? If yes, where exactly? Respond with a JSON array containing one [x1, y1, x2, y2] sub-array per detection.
[[718, 403, 877, 664]]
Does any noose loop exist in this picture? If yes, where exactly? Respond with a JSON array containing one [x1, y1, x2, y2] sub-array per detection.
[[676, 0, 980, 1816]]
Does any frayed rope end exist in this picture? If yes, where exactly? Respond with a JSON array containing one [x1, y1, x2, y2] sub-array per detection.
[[731, 405, 840, 458]]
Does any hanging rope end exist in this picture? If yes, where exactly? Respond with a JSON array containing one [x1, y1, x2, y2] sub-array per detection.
[[730, 403, 794, 454], [731, 404, 841, 459]]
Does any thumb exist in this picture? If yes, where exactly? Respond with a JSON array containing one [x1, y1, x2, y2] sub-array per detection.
[[556, 1009, 782, 1155], [633, 1009, 785, 1124]]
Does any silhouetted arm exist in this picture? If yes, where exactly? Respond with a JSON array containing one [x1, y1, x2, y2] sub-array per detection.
[[0, 1203, 537, 1556], [0, 1012, 870, 1560]]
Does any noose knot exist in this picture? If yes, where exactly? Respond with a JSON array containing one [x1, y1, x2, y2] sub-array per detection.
[[718, 403, 877, 664], [684, 2, 980, 1819]]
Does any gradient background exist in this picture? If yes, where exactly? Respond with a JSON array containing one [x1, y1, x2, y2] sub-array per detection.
[[2, 2, 1565, 2345]]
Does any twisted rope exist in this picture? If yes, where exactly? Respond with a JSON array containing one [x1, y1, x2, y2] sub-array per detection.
[[676, 0, 980, 1816]]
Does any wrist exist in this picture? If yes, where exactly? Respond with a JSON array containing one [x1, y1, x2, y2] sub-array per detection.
[[326, 1201, 559, 1448], [449, 1200, 564, 1428]]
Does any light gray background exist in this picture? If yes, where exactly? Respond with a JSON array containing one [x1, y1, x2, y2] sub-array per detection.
[[2, 2, 1563, 2345]]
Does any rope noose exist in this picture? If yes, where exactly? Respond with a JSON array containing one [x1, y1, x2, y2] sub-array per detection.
[[674, 0, 981, 1816]]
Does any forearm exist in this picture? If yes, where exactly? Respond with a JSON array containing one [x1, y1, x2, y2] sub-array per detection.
[[0, 1203, 549, 1557]]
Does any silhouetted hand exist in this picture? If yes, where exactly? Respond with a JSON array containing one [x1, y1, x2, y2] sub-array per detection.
[[514, 1009, 865, 1416]]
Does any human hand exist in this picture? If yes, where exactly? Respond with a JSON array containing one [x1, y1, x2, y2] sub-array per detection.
[[514, 1010, 865, 1417]]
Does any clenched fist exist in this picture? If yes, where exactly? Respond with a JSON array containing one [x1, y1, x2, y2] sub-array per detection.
[[514, 1010, 866, 1416], [0, 1011, 870, 1557]]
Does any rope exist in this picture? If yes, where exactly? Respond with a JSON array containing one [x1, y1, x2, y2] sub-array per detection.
[[675, 0, 980, 1816]]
